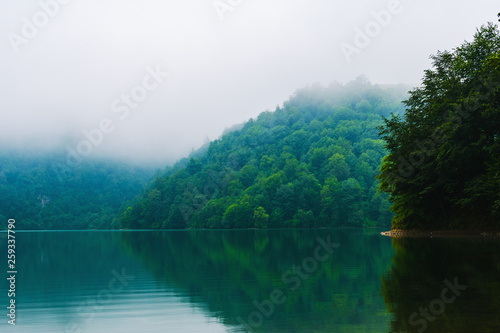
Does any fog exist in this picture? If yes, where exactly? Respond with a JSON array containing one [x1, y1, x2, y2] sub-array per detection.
[[0, 0, 498, 165]]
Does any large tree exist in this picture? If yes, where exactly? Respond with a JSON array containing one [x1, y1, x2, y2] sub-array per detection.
[[378, 23, 500, 229]]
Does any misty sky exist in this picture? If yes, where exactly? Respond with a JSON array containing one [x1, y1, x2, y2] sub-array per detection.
[[0, 0, 498, 165]]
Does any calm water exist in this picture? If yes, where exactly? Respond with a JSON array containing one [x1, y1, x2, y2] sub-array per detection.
[[0, 229, 499, 332]]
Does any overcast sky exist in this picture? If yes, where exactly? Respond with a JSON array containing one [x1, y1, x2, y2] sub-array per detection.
[[0, 0, 498, 165]]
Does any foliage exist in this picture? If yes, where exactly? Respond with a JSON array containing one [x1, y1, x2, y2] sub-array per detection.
[[377, 23, 500, 230], [123, 79, 408, 229], [0, 151, 155, 229]]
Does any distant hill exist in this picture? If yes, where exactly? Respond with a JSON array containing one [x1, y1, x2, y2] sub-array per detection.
[[121, 78, 409, 229], [0, 151, 155, 229]]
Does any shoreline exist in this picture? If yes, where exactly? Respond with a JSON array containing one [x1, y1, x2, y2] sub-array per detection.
[[381, 229, 500, 238]]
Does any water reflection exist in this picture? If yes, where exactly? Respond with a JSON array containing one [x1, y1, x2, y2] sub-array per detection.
[[0, 231, 229, 333], [381, 236, 500, 333], [119, 229, 394, 332], [1, 229, 498, 332]]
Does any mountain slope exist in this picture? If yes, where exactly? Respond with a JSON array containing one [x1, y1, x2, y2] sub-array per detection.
[[0, 151, 155, 229], [121, 78, 408, 229]]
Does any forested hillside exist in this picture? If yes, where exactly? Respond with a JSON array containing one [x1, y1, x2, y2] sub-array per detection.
[[378, 24, 500, 230], [121, 78, 408, 229], [0, 151, 155, 229]]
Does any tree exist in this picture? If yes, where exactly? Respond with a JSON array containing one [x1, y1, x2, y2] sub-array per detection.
[[340, 178, 364, 226], [319, 176, 342, 226], [378, 23, 500, 230], [327, 153, 350, 181], [222, 195, 253, 228], [253, 206, 269, 228]]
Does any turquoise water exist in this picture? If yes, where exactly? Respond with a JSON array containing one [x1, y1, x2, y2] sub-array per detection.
[[0, 229, 499, 332]]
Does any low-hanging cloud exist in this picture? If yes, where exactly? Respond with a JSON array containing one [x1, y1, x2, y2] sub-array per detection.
[[0, 0, 498, 165]]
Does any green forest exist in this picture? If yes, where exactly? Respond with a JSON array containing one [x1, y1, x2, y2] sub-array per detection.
[[0, 151, 155, 229], [378, 23, 500, 230], [4, 24, 498, 231], [120, 79, 407, 229]]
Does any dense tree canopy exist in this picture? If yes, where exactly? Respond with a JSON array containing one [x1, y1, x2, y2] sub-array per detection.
[[121, 79, 408, 229], [0, 151, 155, 229], [378, 23, 500, 229]]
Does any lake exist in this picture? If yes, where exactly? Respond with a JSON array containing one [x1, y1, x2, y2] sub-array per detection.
[[0, 229, 499, 332]]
